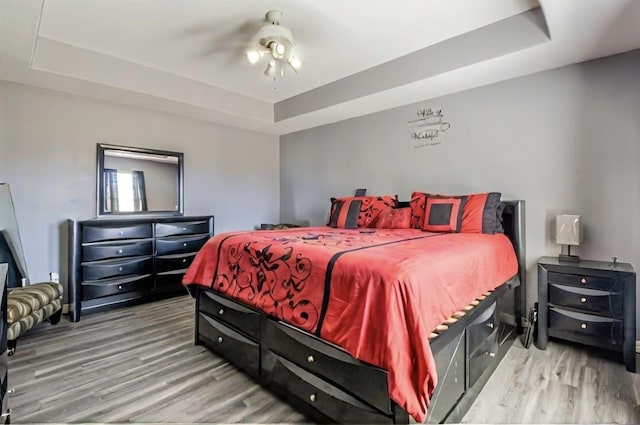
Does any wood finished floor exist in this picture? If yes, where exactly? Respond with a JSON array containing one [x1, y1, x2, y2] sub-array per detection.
[[8, 295, 640, 423]]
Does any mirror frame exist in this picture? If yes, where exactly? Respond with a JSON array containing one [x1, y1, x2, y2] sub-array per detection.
[[96, 143, 184, 217]]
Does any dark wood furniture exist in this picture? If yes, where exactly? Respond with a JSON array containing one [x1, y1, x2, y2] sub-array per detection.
[[68, 215, 213, 322], [536, 257, 636, 372], [192, 201, 526, 423], [0, 264, 10, 423]]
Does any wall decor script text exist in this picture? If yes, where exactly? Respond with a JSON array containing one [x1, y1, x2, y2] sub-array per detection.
[[407, 107, 451, 148]]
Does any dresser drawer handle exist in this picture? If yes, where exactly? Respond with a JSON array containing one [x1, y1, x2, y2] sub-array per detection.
[[309, 393, 316, 402], [183, 242, 188, 247], [182, 227, 187, 231], [580, 297, 587, 303], [581, 323, 587, 329], [217, 336, 223, 343], [119, 230, 124, 236], [182, 258, 187, 263], [117, 249, 123, 254], [580, 278, 587, 284], [218, 308, 224, 315], [118, 285, 122, 290], [307, 355, 315, 363], [7, 388, 15, 395], [489, 352, 496, 357], [118, 267, 123, 272]]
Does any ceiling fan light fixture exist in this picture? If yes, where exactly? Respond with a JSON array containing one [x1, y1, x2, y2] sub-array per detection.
[[264, 59, 277, 77], [245, 49, 262, 65], [287, 56, 302, 72]]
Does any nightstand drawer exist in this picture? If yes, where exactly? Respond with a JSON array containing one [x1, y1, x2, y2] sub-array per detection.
[[548, 307, 622, 350], [548, 272, 615, 291], [549, 284, 622, 318]]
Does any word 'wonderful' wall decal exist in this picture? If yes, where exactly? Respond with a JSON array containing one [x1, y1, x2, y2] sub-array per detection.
[[408, 107, 451, 149]]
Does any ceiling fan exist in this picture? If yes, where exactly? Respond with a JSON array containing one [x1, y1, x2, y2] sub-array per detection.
[[245, 10, 302, 78]]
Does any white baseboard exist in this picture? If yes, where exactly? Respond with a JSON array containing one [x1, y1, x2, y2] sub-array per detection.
[[636, 340, 640, 354], [62, 303, 69, 314]]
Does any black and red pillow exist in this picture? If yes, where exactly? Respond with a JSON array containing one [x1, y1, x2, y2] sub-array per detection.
[[329, 195, 397, 228], [374, 207, 411, 229], [421, 197, 466, 233], [329, 198, 362, 229], [460, 192, 503, 234], [409, 192, 427, 229]]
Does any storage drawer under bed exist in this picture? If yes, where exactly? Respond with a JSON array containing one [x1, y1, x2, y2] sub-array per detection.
[[198, 313, 260, 378], [199, 290, 261, 340]]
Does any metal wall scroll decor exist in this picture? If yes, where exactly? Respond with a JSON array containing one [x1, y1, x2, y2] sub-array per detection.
[[408, 107, 451, 149]]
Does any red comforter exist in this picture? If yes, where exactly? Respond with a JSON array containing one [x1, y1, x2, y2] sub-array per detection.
[[183, 227, 518, 422]]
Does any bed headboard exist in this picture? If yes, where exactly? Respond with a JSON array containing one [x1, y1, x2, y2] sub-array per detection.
[[501, 200, 526, 331]]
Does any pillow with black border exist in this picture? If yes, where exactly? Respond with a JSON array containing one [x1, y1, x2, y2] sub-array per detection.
[[329, 198, 362, 229], [421, 196, 466, 233]]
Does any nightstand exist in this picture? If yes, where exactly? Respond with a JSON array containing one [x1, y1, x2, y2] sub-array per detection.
[[537, 256, 636, 372]]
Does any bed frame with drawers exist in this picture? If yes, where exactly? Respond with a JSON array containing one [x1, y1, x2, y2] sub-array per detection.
[[191, 201, 526, 423]]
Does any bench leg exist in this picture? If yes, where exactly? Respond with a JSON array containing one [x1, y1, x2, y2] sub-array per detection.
[[7, 339, 16, 356], [49, 309, 62, 325]]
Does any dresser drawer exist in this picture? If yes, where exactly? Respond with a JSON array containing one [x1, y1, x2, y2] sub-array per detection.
[[199, 290, 261, 340], [155, 221, 210, 238], [264, 319, 390, 414], [82, 240, 153, 262], [548, 271, 616, 291], [82, 274, 153, 300], [82, 223, 152, 243], [549, 284, 622, 318], [263, 351, 393, 424], [82, 256, 152, 281], [155, 270, 189, 293], [198, 313, 260, 378], [156, 235, 208, 255], [155, 253, 197, 273], [548, 306, 622, 350]]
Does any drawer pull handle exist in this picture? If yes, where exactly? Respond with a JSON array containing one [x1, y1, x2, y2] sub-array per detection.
[[119, 231, 124, 236], [218, 308, 224, 315], [183, 242, 188, 247], [580, 278, 587, 284], [7, 388, 15, 395], [307, 355, 315, 363], [309, 393, 316, 402], [489, 352, 496, 357], [117, 249, 123, 254], [118, 267, 123, 272], [580, 297, 587, 303], [118, 285, 122, 290], [182, 258, 187, 263], [581, 323, 587, 329], [217, 336, 223, 343], [182, 227, 187, 231], [1, 409, 11, 419]]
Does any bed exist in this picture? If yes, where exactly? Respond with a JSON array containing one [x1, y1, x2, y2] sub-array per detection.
[[183, 200, 526, 424]]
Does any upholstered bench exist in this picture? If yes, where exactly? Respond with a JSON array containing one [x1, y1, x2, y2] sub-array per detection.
[[7, 281, 63, 355]]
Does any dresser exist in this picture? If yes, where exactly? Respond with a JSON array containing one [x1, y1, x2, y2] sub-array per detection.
[[537, 256, 636, 372], [68, 215, 213, 322]]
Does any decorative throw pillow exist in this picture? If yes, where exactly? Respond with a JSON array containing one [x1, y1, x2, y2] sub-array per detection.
[[409, 191, 428, 229], [421, 197, 464, 233], [328, 195, 397, 227], [460, 192, 503, 234], [374, 207, 411, 229], [329, 199, 362, 229]]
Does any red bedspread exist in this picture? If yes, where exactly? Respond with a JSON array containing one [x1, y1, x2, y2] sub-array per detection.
[[183, 227, 518, 422]]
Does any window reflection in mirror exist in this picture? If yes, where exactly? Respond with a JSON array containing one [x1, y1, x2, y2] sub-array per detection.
[[97, 144, 183, 216]]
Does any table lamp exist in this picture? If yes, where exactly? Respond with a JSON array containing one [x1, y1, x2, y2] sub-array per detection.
[[556, 214, 582, 262]]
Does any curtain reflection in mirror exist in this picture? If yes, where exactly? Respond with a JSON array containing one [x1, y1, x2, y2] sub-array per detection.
[[104, 169, 148, 212]]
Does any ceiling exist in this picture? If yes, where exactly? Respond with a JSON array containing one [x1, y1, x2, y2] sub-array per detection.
[[1, 0, 639, 135]]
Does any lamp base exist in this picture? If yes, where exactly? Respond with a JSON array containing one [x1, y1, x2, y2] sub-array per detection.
[[558, 254, 580, 263]]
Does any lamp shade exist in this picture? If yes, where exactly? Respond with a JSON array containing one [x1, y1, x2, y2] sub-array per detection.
[[555, 214, 582, 246]]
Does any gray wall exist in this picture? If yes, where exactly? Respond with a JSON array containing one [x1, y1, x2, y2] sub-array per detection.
[[103, 156, 179, 212], [0, 81, 280, 299], [281, 50, 640, 325]]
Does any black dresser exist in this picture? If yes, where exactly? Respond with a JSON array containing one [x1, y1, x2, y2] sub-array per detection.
[[537, 256, 636, 372], [68, 215, 213, 322]]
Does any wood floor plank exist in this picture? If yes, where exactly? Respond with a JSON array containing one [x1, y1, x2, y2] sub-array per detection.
[[7, 295, 640, 423]]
